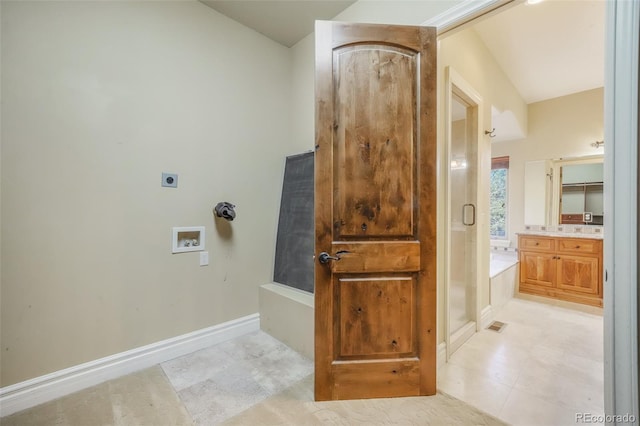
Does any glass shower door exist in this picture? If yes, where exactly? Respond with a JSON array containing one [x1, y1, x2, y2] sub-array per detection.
[[448, 93, 478, 355]]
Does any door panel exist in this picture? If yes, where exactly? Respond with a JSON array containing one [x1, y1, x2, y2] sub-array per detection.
[[329, 241, 420, 273], [315, 21, 436, 401], [333, 45, 416, 238], [337, 276, 416, 358]]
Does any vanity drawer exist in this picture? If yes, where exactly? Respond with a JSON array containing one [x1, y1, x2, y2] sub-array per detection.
[[519, 236, 555, 252], [556, 238, 602, 255]]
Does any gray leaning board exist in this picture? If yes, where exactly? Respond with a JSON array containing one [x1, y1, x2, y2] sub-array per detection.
[[273, 151, 314, 293]]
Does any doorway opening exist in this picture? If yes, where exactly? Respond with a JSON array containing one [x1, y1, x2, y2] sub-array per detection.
[[435, 0, 607, 422]]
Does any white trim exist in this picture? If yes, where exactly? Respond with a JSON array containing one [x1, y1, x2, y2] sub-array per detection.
[[480, 305, 494, 329], [436, 342, 447, 370], [422, 0, 517, 35], [604, 0, 639, 421], [0, 313, 259, 417]]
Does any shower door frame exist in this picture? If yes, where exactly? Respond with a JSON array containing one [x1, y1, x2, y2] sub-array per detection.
[[443, 66, 486, 360]]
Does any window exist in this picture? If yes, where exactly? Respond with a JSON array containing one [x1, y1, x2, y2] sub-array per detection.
[[490, 156, 509, 239]]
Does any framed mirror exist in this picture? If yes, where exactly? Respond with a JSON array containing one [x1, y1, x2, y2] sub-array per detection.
[[555, 157, 603, 225], [524, 155, 603, 227]]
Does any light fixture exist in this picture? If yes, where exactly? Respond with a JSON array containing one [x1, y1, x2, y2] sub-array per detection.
[[526, 0, 544, 4]]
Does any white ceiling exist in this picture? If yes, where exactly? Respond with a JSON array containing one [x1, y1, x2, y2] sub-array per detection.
[[200, 0, 605, 104], [473, 0, 605, 104]]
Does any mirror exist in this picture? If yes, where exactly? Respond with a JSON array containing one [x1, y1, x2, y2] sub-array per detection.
[[559, 161, 603, 225], [524, 155, 603, 226]]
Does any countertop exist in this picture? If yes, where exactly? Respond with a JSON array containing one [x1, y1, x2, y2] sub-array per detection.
[[517, 230, 603, 240]]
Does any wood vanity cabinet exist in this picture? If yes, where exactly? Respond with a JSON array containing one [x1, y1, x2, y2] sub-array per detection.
[[518, 234, 603, 307]]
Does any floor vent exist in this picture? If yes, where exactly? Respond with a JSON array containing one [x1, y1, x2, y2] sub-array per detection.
[[487, 321, 507, 333]]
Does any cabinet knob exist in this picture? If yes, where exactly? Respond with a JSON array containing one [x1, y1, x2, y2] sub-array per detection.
[[575, 245, 580, 249], [535, 242, 539, 246]]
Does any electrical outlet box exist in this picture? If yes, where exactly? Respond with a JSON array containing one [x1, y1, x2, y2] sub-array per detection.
[[172, 226, 205, 253], [162, 173, 178, 188]]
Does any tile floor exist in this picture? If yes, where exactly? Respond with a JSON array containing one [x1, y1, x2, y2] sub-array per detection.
[[438, 298, 604, 426], [161, 330, 314, 425], [162, 297, 603, 425]]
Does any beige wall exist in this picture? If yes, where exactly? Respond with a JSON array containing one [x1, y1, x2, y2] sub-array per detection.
[[491, 88, 605, 245], [1, 1, 292, 386], [290, 34, 314, 153], [439, 29, 528, 142]]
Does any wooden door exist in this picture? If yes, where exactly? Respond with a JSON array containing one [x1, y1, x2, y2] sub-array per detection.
[[556, 255, 600, 296], [314, 21, 437, 401], [520, 251, 556, 288]]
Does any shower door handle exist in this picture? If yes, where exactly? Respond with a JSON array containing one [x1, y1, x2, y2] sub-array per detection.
[[462, 203, 476, 226]]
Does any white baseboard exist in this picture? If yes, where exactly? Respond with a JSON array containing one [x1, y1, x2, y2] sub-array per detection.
[[480, 305, 494, 329], [0, 313, 259, 417]]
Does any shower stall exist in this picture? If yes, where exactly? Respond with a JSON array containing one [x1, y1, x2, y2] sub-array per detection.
[[444, 67, 484, 358]]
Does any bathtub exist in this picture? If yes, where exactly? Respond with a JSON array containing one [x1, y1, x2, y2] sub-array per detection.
[[490, 251, 518, 278], [489, 251, 519, 311]]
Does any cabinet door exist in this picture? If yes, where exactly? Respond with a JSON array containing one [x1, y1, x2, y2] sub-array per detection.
[[520, 251, 555, 288], [556, 255, 600, 296]]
